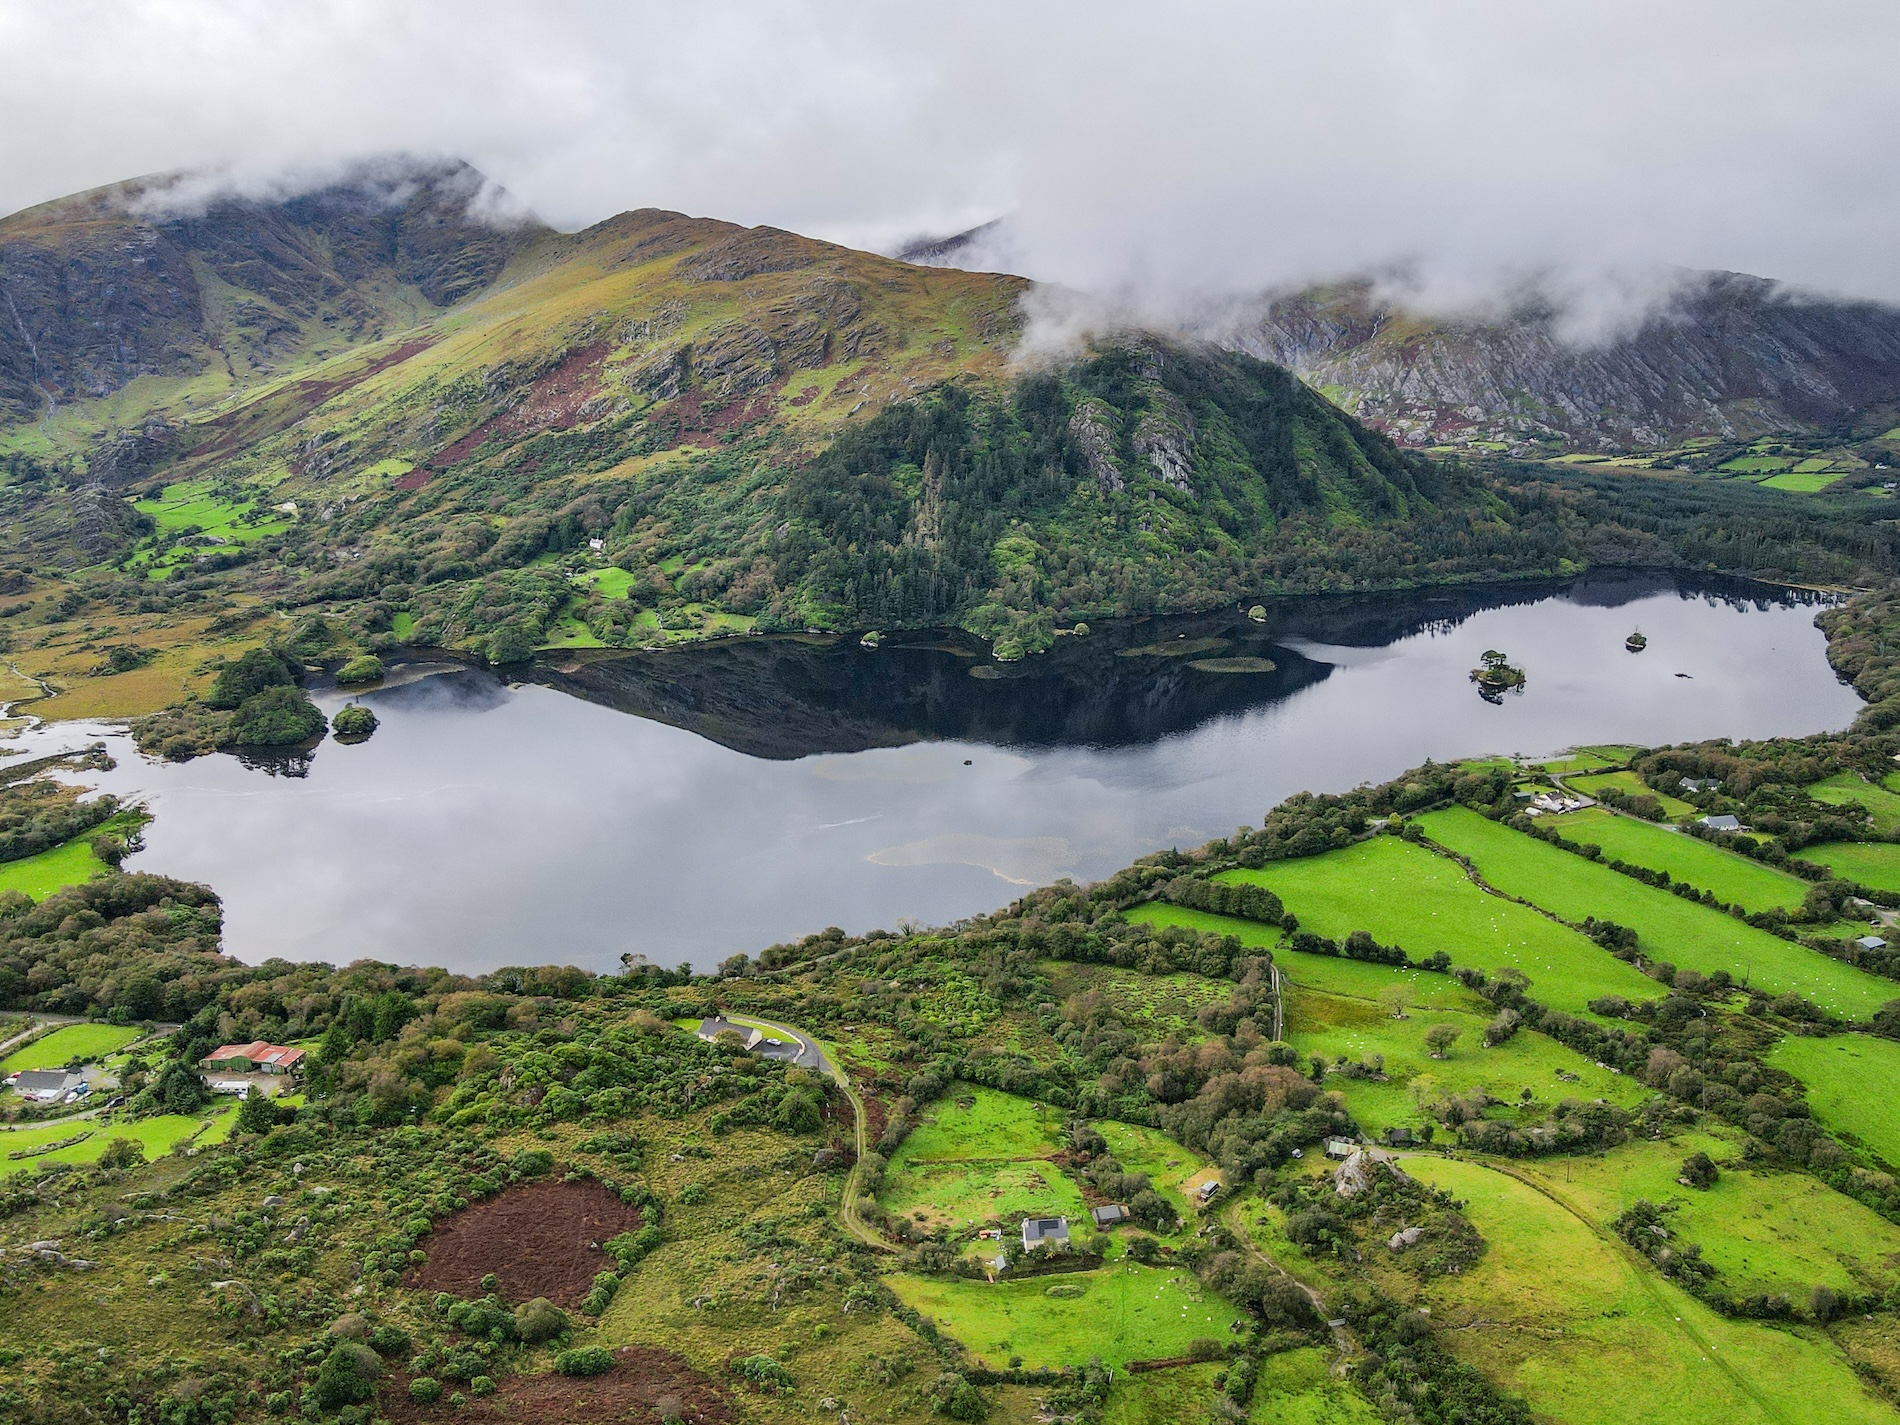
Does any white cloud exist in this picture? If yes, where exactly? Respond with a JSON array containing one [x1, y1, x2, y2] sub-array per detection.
[[1, 0, 1896, 314]]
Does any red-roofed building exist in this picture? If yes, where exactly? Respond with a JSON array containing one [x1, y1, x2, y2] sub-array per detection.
[[200, 1041, 306, 1075]]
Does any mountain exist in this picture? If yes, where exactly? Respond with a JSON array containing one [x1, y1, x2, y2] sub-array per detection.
[[895, 226, 1900, 455], [1234, 274, 1900, 454], [0, 160, 1895, 724]]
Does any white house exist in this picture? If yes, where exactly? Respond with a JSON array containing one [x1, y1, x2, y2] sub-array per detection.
[[1698, 814, 1744, 833]]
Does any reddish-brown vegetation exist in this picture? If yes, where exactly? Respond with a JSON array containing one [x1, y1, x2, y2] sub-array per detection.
[[382, 1347, 732, 1424], [406, 1180, 643, 1307]]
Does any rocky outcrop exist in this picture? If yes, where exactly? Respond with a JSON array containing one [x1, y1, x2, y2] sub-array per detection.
[[1236, 272, 1900, 451]]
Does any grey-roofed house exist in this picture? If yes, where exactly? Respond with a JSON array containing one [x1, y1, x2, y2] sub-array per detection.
[[8, 1069, 82, 1102], [1858, 935, 1889, 952], [695, 1016, 763, 1050], [1091, 1204, 1129, 1227], [1022, 1216, 1070, 1249], [1680, 777, 1720, 792], [1698, 815, 1743, 833]]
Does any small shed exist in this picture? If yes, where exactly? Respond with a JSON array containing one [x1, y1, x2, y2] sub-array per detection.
[[1324, 1138, 1357, 1158], [1091, 1203, 1129, 1228], [1858, 935, 1889, 952], [1022, 1216, 1070, 1249]]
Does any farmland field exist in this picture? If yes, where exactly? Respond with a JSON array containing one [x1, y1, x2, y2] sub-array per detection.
[[880, 1085, 1084, 1231], [0, 1023, 140, 1075], [1125, 902, 1478, 1009], [1795, 840, 1900, 896], [1805, 773, 1900, 834], [1567, 769, 1696, 818], [1505, 1131, 1900, 1297], [1218, 835, 1657, 1011], [1242, 1348, 1382, 1424], [0, 836, 113, 899], [1095, 1120, 1207, 1220], [1282, 985, 1649, 1137], [1767, 1034, 1900, 1166], [0, 1106, 232, 1175], [891, 1262, 1243, 1370], [1400, 1156, 1893, 1425], [1417, 807, 1898, 1020], [1546, 808, 1810, 911]]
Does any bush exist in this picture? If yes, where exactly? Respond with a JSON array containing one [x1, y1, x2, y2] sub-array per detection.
[[313, 1341, 381, 1408], [607, 1223, 664, 1271], [331, 703, 379, 740], [334, 654, 385, 685], [228, 685, 326, 746], [488, 623, 540, 665], [1679, 1151, 1718, 1189], [95, 1137, 145, 1170], [514, 1296, 569, 1343], [555, 1346, 615, 1377], [733, 1354, 793, 1391], [409, 1378, 443, 1403], [677, 1182, 709, 1205]]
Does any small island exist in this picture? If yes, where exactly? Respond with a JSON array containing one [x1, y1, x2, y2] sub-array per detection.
[[1470, 648, 1527, 702], [1626, 629, 1648, 653]]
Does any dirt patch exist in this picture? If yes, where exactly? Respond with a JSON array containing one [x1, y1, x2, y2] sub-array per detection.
[[405, 1180, 643, 1308], [381, 1347, 733, 1424]]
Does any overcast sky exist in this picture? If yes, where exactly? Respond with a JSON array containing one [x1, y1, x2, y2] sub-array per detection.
[[3, 1, 1897, 314]]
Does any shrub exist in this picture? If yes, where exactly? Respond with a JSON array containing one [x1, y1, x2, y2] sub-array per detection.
[[512, 1148, 554, 1177], [677, 1182, 709, 1205], [471, 1376, 496, 1396], [313, 1341, 381, 1408], [95, 1137, 145, 1170], [514, 1297, 569, 1343], [733, 1354, 793, 1391], [1678, 1152, 1718, 1189], [334, 654, 385, 685], [367, 1324, 411, 1356], [409, 1378, 443, 1403], [555, 1346, 615, 1377], [331, 703, 379, 739]]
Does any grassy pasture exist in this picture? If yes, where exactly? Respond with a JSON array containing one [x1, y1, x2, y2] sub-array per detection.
[[891, 1262, 1243, 1370], [0, 835, 113, 899], [1243, 1348, 1383, 1424], [1283, 986, 1650, 1137], [1400, 1156, 1893, 1425], [1123, 902, 1478, 1009], [1217, 836, 1656, 1012], [1547, 808, 1810, 912], [1767, 1034, 1900, 1166], [1100, 1362, 1223, 1424], [1418, 808, 1898, 1020], [1806, 773, 1900, 833], [1095, 1121, 1206, 1221], [1761, 470, 1848, 492], [1567, 769, 1697, 818], [1795, 840, 1900, 896], [0, 1106, 232, 1174], [1506, 1130, 1900, 1298], [880, 1085, 1084, 1231], [0, 1022, 140, 1074]]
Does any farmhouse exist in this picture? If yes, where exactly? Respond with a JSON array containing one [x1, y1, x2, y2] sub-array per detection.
[[8, 1069, 83, 1102], [1698, 814, 1744, 833], [1090, 1203, 1129, 1227], [199, 1041, 305, 1075], [695, 1017, 763, 1050], [1022, 1216, 1070, 1249]]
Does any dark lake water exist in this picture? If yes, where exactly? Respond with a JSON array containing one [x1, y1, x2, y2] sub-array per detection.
[[19, 571, 1863, 974]]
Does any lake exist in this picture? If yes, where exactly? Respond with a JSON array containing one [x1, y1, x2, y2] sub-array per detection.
[[18, 571, 1863, 974]]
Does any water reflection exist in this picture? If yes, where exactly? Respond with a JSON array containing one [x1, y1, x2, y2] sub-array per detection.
[[16, 571, 1859, 974]]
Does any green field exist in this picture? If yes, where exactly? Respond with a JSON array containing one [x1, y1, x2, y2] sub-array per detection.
[[0, 836, 113, 899], [1095, 1121, 1207, 1221], [1101, 1362, 1226, 1425], [1283, 985, 1650, 1137], [1244, 1348, 1382, 1424], [1217, 835, 1657, 1012], [1125, 902, 1479, 1010], [1767, 1034, 1900, 1166], [1806, 773, 1900, 834], [1547, 808, 1810, 911], [1795, 840, 1900, 896], [891, 1262, 1243, 1370], [880, 1086, 1084, 1231], [0, 1023, 140, 1075], [1720, 454, 1796, 474], [1760, 470, 1848, 492], [1508, 1131, 1900, 1297], [1418, 808, 1898, 1019], [1401, 1156, 1893, 1425], [575, 565, 638, 599], [1567, 770, 1696, 818], [0, 1106, 232, 1175], [129, 479, 291, 578]]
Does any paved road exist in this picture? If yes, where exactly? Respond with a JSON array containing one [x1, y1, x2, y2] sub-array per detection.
[[726, 1012, 894, 1254]]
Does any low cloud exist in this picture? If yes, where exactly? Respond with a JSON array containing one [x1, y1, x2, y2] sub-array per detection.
[[3, 0, 1896, 334]]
